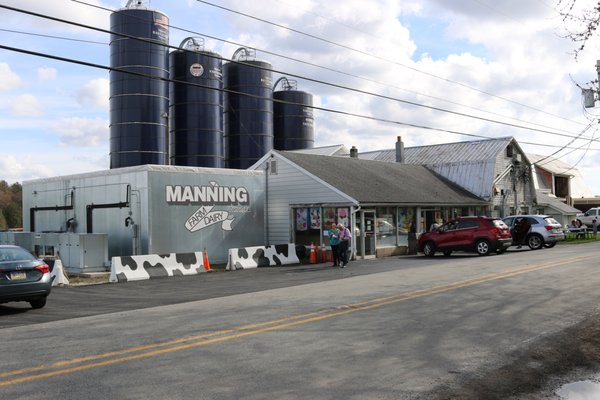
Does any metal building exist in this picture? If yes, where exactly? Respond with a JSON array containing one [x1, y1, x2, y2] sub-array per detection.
[[224, 48, 273, 169], [20, 166, 265, 271], [170, 37, 224, 167], [273, 78, 314, 150], [109, 0, 170, 168]]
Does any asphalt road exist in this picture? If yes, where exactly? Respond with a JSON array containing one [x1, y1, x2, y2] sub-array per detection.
[[1, 243, 600, 399]]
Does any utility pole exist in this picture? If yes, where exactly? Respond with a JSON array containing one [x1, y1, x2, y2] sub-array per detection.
[[583, 60, 600, 108]]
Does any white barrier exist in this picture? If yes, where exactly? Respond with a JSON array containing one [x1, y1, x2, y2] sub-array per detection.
[[50, 259, 70, 286], [110, 252, 204, 283], [226, 244, 300, 270]]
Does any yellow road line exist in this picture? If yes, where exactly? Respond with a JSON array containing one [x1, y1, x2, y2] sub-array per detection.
[[0, 254, 593, 387]]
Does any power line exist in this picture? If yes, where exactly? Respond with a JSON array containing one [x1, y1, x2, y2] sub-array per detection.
[[194, 0, 587, 127], [7, 1, 592, 143], [0, 28, 106, 45], [63, 0, 590, 139], [3, 3, 600, 149], [3, 42, 600, 153]]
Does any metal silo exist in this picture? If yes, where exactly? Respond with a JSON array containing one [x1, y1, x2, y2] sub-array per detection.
[[224, 48, 273, 169], [169, 37, 224, 168], [109, 0, 169, 168], [273, 78, 314, 150]]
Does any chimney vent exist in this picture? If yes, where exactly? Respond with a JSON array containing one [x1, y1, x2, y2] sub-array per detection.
[[395, 136, 405, 163], [350, 146, 358, 158]]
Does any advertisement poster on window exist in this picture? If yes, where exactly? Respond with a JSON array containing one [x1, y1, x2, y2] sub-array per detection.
[[338, 208, 349, 227], [296, 208, 308, 231], [309, 208, 321, 229]]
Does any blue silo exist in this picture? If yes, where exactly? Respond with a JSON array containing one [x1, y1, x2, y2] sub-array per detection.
[[109, 0, 170, 168], [273, 77, 314, 150], [224, 48, 273, 169], [169, 37, 224, 168]]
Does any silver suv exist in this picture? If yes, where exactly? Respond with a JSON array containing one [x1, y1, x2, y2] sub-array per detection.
[[502, 215, 565, 250]]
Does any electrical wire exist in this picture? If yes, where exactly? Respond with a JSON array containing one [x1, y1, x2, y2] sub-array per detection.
[[5, 2, 594, 144], [3, 3, 600, 150], [4, 41, 600, 153], [193, 0, 586, 127]]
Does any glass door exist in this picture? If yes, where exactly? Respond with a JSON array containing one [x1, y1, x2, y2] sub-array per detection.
[[362, 210, 376, 258]]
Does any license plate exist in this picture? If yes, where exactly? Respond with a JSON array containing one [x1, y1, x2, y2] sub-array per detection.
[[10, 271, 27, 281]]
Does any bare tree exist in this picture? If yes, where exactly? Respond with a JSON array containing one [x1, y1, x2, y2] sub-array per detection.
[[558, 0, 600, 58]]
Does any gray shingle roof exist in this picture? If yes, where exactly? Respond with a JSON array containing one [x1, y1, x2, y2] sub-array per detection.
[[277, 151, 487, 205], [535, 190, 582, 214]]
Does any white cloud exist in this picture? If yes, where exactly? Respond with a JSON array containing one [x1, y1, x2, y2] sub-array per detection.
[[0, 63, 22, 91], [77, 78, 109, 110], [53, 117, 109, 147], [0, 154, 54, 183], [0, 0, 110, 31], [9, 94, 44, 117], [37, 67, 57, 81]]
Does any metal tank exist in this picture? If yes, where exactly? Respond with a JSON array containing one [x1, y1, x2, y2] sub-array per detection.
[[273, 78, 314, 150], [109, 0, 170, 168], [169, 37, 224, 167], [224, 48, 273, 169]]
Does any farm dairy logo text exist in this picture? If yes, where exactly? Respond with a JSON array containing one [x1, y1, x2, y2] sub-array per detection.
[[166, 182, 249, 232]]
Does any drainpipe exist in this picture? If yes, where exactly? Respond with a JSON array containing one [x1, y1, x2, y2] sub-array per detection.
[[265, 156, 270, 245], [351, 205, 361, 260]]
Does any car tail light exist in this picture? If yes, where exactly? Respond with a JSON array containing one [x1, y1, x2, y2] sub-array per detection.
[[34, 264, 50, 274], [544, 225, 554, 231]]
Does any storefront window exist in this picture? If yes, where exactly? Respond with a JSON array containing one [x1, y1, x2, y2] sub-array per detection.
[[294, 207, 321, 245], [397, 207, 415, 246], [375, 206, 396, 247], [294, 207, 350, 246]]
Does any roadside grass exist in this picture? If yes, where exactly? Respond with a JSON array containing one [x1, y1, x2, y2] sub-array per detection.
[[560, 236, 598, 245]]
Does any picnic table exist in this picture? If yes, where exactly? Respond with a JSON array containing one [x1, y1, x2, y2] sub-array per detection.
[[564, 227, 593, 239]]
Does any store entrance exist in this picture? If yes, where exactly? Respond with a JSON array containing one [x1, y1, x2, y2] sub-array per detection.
[[356, 210, 376, 259]]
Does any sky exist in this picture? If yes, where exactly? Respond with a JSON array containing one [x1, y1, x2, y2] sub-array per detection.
[[2, 0, 600, 195]]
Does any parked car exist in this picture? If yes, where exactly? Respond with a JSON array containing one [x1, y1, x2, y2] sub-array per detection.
[[502, 215, 565, 250], [0, 245, 52, 308], [418, 216, 512, 257]]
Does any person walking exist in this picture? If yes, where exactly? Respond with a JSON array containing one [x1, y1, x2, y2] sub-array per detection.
[[338, 223, 352, 268], [512, 218, 523, 248], [328, 222, 341, 267]]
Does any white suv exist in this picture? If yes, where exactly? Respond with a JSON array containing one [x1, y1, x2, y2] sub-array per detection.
[[502, 215, 565, 250]]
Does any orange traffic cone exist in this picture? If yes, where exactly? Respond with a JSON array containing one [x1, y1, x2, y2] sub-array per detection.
[[321, 243, 327, 263], [203, 247, 213, 272], [309, 242, 316, 264]]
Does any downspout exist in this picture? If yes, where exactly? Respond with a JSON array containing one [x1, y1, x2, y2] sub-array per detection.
[[351, 205, 361, 260], [265, 157, 270, 245]]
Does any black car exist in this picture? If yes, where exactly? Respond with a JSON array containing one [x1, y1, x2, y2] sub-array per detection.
[[0, 245, 52, 308]]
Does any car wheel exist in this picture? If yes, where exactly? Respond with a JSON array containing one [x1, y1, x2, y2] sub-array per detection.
[[475, 239, 491, 256], [423, 242, 436, 257], [544, 242, 557, 248], [527, 234, 544, 250], [442, 250, 452, 257], [29, 298, 46, 309]]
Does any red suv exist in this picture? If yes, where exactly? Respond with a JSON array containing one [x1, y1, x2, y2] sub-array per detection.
[[418, 216, 512, 256]]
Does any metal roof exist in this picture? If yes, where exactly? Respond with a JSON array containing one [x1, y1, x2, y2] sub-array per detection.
[[289, 144, 349, 156], [359, 137, 515, 165]]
